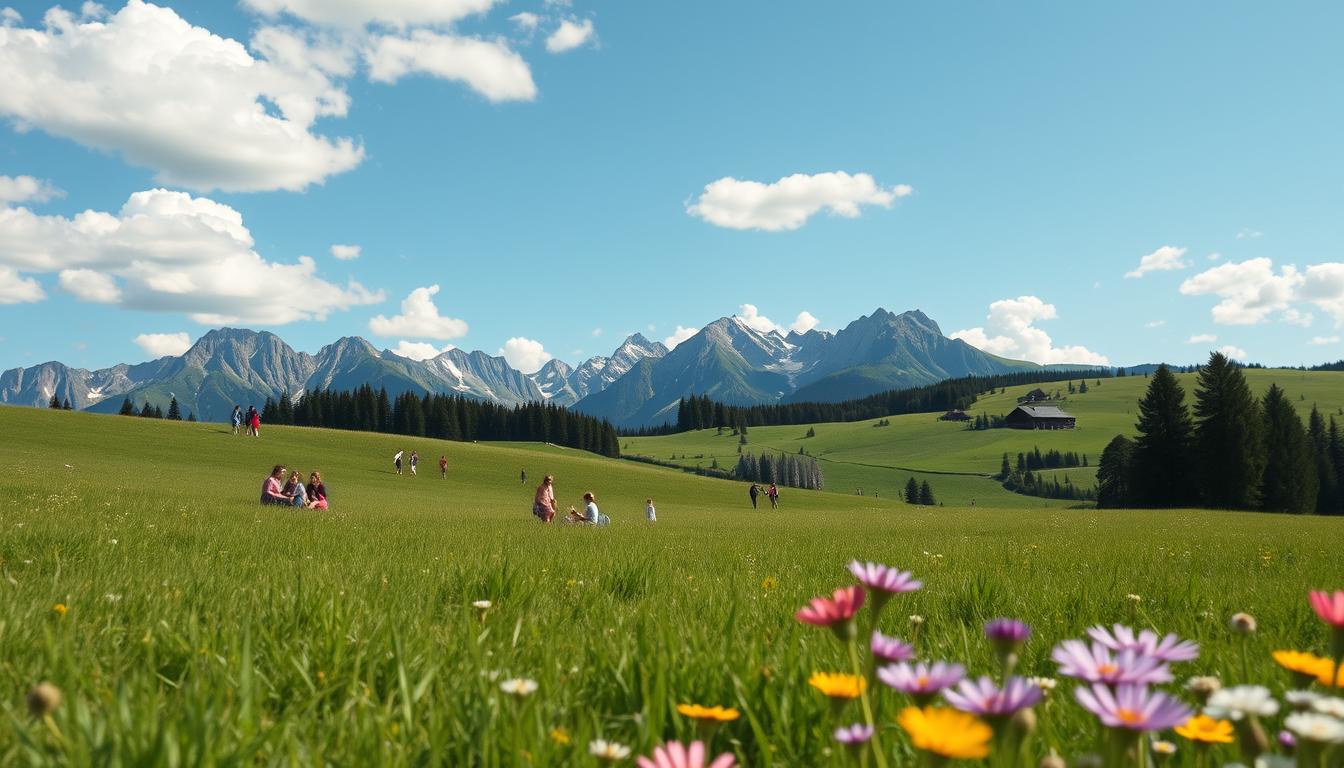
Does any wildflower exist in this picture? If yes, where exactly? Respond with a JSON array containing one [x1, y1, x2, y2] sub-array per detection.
[[1228, 612, 1256, 634], [1278, 730, 1297, 753], [1316, 659, 1344, 688], [898, 706, 992, 760], [1151, 739, 1177, 765], [1205, 685, 1279, 720], [870, 630, 915, 663], [473, 600, 492, 622], [1285, 690, 1322, 711], [635, 740, 736, 768], [675, 704, 740, 723], [1051, 640, 1173, 685], [760, 576, 777, 590], [877, 661, 966, 705], [590, 739, 632, 763], [1274, 650, 1328, 688], [847, 561, 920, 615], [1038, 753, 1067, 768], [795, 586, 865, 639], [1075, 683, 1193, 731], [499, 678, 538, 697], [909, 614, 925, 627], [1309, 589, 1344, 628], [1186, 675, 1222, 703], [1086, 624, 1200, 662], [833, 723, 874, 746], [1312, 696, 1344, 719], [1126, 593, 1142, 604], [52, 603, 67, 616], [1027, 676, 1057, 695], [944, 676, 1042, 718], [984, 618, 1032, 656], [550, 727, 571, 745], [1283, 712, 1344, 745], [808, 672, 866, 700], [1175, 715, 1235, 744], [26, 682, 62, 717]]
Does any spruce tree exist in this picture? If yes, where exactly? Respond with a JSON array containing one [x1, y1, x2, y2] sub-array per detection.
[[166, 397, 182, 420], [49, 394, 61, 409], [62, 398, 72, 410], [1330, 417, 1344, 515], [918, 481, 936, 506], [1308, 406, 1339, 515], [139, 401, 155, 418], [998, 452, 1011, 480], [119, 398, 135, 416], [1193, 352, 1265, 509], [904, 477, 919, 504], [1096, 435, 1134, 508], [1260, 385, 1318, 513], [1130, 365, 1194, 507]]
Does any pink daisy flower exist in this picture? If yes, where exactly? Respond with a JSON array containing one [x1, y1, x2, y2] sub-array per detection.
[[1075, 683, 1193, 732], [1309, 590, 1344, 628], [1085, 624, 1199, 662], [871, 630, 916, 663], [944, 675, 1043, 717], [848, 561, 922, 594], [1051, 640, 1173, 685], [636, 740, 736, 768], [796, 586, 866, 633]]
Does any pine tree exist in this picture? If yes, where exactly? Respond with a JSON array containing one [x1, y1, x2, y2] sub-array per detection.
[[48, 394, 61, 409], [152, 405, 164, 419], [1193, 352, 1265, 509], [1260, 385, 1317, 513], [139, 401, 155, 418], [1096, 435, 1134, 508], [119, 398, 135, 416], [1308, 406, 1339, 515], [187, 412, 197, 422], [61, 398, 72, 410], [1330, 417, 1344, 515], [166, 397, 182, 420], [904, 477, 919, 504], [918, 481, 936, 506], [998, 452, 1011, 480], [1130, 365, 1194, 507]]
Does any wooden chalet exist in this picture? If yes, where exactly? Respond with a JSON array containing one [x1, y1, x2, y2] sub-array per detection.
[[1005, 405, 1076, 430], [1017, 388, 1051, 404]]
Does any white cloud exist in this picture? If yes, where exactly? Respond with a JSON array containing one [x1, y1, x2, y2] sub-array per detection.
[[1218, 345, 1248, 360], [0, 265, 43, 304], [687, 172, 912, 231], [133, 331, 191, 358], [736, 303, 779, 333], [0, 188, 382, 324], [590, 327, 603, 338], [1187, 333, 1218, 344], [950, 296, 1109, 365], [364, 31, 537, 101], [59, 268, 121, 303], [510, 12, 540, 31], [1283, 308, 1314, 327], [1178, 257, 1344, 326], [790, 311, 820, 334], [663, 325, 699, 349], [1125, 245, 1188, 278], [241, 0, 499, 28], [0, 175, 62, 204], [368, 285, 469, 339], [545, 18, 594, 53], [1144, 320, 1165, 328], [498, 336, 551, 373], [1309, 335, 1340, 346], [1208, 252, 1222, 261], [1, 8, 22, 26], [389, 340, 454, 360], [0, 2, 363, 192], [330, 243, 361, 260]]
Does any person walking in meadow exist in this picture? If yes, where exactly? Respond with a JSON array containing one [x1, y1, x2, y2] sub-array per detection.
[[645, 497, 657, 523], [767, 483, 779, 510], [438, 455, 448, 479], [749, 483, 761, 509], [532, 475, 557, 522], [249, 407, 261, 438], [231, 405, 242, 435], [393, 450, 404, 475], [409, 451, 419, 476], [306, 471, 328, 510], [520, 468, 527, 485]]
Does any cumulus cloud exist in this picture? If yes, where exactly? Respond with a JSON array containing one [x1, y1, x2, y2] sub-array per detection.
[[1178, 257, 1344, 327], [950, 296, 1109, 365], [363, 30, 537, 101], [1218, 345, 1248, 360], [687, 172, 912, 231], [1309, 335, 1340, 346], [241, 0, 499, 28], [0, 175, 62, 204], [1125, 245, 1188, 278], [0, 1, 364, 192], [0, 188, 383, 323], [510, 12, 540, 31], [330, 243, 361, 260], [389, 340, 455, 360], [545, 18, 594, 53], [790, 311, 820, 334], [1187, 333, 1218, 344], [133, 331, 192, 358], [663, 325, 699, 349], [0, 265, 44, 304], [368, 285, 469, 340], [498, 336, 551, 373], [736, 303, 779, 334]]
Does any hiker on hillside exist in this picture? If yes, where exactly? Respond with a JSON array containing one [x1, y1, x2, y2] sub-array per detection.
[[749, 483, 761, 509], [394, 450, 404, 475], [231, 405, 242, 435], [767, 483, 779, 510], [439, 455, 449, 479], [410, 451, 419, 476], [533, 475, 557, 522]]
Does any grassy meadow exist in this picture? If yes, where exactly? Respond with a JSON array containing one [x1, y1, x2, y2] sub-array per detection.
[[625, 369, 1344, 506], [1, 403, 1343, 765]]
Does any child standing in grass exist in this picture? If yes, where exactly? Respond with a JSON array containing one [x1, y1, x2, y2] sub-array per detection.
[[394, 450, 403, 474], [645, 498, 657, 522], [439, 455, 448, 479]]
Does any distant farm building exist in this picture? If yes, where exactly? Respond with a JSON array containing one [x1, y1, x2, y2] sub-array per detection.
[[939, 409, 972, 422], [1006, 405, 1076, 430], [1017, 388, 1051, 404]]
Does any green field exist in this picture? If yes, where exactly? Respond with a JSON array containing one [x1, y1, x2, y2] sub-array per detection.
[[2, 404, 1343, 765], [625, 369, 1344, 507]]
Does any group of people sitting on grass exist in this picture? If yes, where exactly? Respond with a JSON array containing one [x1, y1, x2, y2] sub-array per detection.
[[260, 465, 329, 509], [530, 474, 654, 526]]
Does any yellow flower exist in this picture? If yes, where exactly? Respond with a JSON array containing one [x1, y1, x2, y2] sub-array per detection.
[[898, 706, 992, 760], [808, 672, 867, 700], [1175, 715, 1234, 744], [549, 727, 571, 745], [52, 603, 67, 616], [1318, 658, 1344, 688], [676, 703, 740, 722], [760, 576, 778, 590], [1274, 649, 1327, 677]]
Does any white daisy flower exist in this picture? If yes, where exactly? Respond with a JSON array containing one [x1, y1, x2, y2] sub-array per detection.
[[499, 678, 538, 697], [1205, 685, 1279, 720]]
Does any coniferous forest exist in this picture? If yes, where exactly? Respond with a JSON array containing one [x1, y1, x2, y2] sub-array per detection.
[[733, 451, 825, 491]]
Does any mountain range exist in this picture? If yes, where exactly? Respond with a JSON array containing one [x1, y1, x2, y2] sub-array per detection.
[[0, 309, 1097, 426]]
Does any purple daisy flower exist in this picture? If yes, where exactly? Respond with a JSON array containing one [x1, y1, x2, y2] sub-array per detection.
[[984, 618, 1032, 654], [877, 661, 966, 701], [944, 675, 1043, 717], [871, 630, 916, 663], [1075, 683, 1193, 732], [1086, 624, 1200, 663], [1051, 640, 1173, 685], [833, 723, 875, 745], [848, 561, 922, 594]]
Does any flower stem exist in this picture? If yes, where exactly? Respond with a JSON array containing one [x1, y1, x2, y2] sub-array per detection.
[[848, 637, 889, 768]]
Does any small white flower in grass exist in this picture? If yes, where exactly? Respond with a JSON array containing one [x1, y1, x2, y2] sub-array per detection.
[[1151, 739, 1176, 756], [1286, 690, 1322, 711], [499, 678, 538, 697], [908, 615, 924, 626], [1206, 685, 1279, 720], [1126, 593, 1142, 604], [108, 539, 118, 545], [1284, 712, 1344, 745], [472, 600, 492, 609], [588, 739, 631, 762], [1312, 696, 1344, 720], [1028, 676, 1057, 694], [1228, 612, 1257, 634]]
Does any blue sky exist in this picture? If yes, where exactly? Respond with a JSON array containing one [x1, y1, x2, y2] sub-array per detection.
[[1, 0, 1342, 373]]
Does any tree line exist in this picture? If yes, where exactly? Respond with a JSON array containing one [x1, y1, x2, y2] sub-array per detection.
[[1096, 353, 1343, 514], [734, 452, 824, 491], [638, 368, 1112, 435], [116, 396, 194, 421], [257, 385, 621, 457]]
